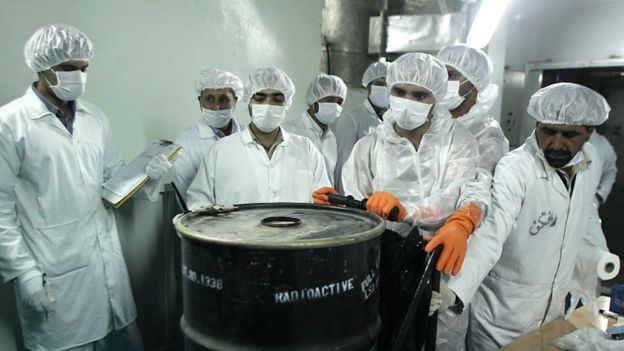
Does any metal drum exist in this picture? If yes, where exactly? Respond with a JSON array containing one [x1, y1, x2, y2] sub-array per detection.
[[174, 203, 385, 351]]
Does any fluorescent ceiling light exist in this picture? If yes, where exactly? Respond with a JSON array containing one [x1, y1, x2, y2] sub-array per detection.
[[466, 0, 510, 49]]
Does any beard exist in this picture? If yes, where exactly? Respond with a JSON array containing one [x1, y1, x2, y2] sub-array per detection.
[[544, 149, 572, 168]]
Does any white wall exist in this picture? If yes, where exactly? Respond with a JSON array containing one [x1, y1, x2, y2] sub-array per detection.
[[484, 9, 507, 124], [0, 1, 324, 350], [342, 88, 368, 111], [505, 0, 624, 69], [501, 0, 624, 145], [0, 0, 324, 159]]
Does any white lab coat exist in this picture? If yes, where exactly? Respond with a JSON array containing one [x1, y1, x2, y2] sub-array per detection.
[[0, 88, 136, 350], [173, 116, 243, 200], [342, 115, 483, 235], [437, 105, 509, 351], [448, 132, 607, 350], [589, 132, 617, 203], [283, 111, 337, 185], [186, 127, 331, 208], [334, 99, 383, 193]]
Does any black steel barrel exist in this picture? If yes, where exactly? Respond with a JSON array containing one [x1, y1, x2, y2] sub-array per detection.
[[173, 203, 385, 351]]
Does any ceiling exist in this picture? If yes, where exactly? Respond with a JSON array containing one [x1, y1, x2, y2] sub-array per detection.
[[509, 0, 623, 16]]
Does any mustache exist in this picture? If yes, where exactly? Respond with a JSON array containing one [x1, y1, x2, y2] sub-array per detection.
[[544, 149, 571, 158]]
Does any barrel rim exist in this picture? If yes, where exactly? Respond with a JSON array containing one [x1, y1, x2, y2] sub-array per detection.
[[173, 202, 386, 249]]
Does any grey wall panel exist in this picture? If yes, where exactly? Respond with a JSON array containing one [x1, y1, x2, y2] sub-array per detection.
[[500, 70, 526, 148], [115, 190, 183, 351]]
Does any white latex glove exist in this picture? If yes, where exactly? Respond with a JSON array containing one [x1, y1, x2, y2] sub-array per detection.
[[429, 279, 456, 316], [145, 154, 172, 181], [15, 268, 55, 315], [429, 291, 443, 317]]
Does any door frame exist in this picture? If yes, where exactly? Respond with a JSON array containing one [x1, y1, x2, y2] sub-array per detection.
[[519, 58, 624, 141]]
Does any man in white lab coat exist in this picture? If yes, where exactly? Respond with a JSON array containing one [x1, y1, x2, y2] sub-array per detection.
[[447, 82, 611, 350], [334, 61, 389, 193], [589, 125, 617, 206], [174, 68, 244, 200], [0, 24, 170, 351], [283, 74, 347, 186], [433, 43, 509, 351], [437, 44, 509, 174], [315, 52, 487, 350], [318, 53, 487, 274], [187, 67, 330, 207]]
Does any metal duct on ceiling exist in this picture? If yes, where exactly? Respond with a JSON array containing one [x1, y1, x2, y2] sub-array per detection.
[[321, 0, 384, 86], [321, 0, 471, 86], [368, 13, 467, 54]]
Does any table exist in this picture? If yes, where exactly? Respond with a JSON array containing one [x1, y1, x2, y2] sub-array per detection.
[[500, 296, 616, 351]]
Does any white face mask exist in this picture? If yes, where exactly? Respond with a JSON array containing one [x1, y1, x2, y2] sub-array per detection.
[[202, 108, 233, 129], [389, 95, 432, 130], [46, 69, 87, 102], [314, 102, 343, 125], [440, 80, 471, 110], [368, 85, 389, 108], [251, 104, 286, 132]]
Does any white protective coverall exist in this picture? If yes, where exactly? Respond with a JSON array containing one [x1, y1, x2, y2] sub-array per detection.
[[342, 115, 483, 235], [173, 118, 243, 199], [448, 133, 607, 350], [437, 43, 509, 175], [334, 100, 383, 193], [436, 101, 508, 351], [0, 88, 137, 350], [283, 111, 337, 185], [186, 127, 331, 208], [453, 87, 509, 174], [435, 44, 509, 351], [589, 131, 617, 204]]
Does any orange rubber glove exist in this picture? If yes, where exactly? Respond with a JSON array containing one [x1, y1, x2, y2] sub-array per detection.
[[313, 187, 339, 205], [424, 202, 483, 275], [365, 191, 407, 221]]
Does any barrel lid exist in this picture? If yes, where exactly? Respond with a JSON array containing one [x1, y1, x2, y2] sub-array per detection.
[[174, 203, 385, 249]]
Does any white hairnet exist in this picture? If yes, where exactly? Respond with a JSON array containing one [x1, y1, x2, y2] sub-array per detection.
[[528, 82, 610, 126], [305, 74, 347, 105], [437, 44, 493, 92], [386, 53, 448, 102], [244, 67, 296, 107], [24, 24, 94, 72], [194, 68, 244, 99], [362, 61, 388, 87]]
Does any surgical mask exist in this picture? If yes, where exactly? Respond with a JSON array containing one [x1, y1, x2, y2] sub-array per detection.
[[251, 104, 286, 132], [46, 69, 87, 102], [440, 80, 470, 110], [202, 108, 233, 129], [389, 95, 432, 130], [314, 102, 343, 125], [368, 85, 389, 108]]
